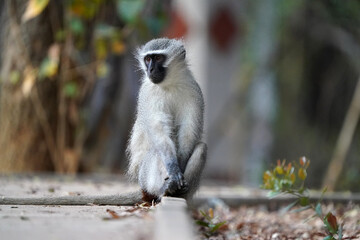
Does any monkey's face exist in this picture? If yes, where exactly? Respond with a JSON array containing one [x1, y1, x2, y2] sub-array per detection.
[[144, 54, 167, 84]]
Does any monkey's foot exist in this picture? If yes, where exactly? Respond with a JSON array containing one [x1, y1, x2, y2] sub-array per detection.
[[163, 175, 189, 197], [141, 190, 160, 203]]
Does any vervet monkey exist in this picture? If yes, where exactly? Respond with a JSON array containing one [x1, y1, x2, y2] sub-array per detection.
[[0, 38, 206, 206], [128, 38, 207, 201]]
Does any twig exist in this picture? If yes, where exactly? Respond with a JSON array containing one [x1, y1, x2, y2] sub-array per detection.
[[323, 76, 360, 190]]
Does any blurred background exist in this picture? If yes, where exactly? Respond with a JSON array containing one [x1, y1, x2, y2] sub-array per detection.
[[0, 0, 359, 192]]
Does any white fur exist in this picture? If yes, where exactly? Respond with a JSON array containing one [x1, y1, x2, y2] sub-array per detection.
[[127, 38, 205, 197]]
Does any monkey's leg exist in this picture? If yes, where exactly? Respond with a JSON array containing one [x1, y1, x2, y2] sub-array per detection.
[[138, 153, 169, 198], [183, 142, 207, 199], [138, 152, 189, 199]]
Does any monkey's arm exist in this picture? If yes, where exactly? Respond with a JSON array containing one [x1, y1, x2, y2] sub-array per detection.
[[177, 100, 204, 166], [148, 112, 187, 193], [0, 191, 143, 205]]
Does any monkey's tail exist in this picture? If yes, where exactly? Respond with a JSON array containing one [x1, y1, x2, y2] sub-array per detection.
[[0, 191, 143, 206]]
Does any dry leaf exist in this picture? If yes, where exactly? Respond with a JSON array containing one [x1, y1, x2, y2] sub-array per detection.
[[67, 192, 81, 196], [22, 0, 50, 23], [22, 66, 37, 96], [106, 209, 120, 219]]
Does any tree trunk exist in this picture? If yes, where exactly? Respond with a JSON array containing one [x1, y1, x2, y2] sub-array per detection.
[[0, 0, 59, 172]]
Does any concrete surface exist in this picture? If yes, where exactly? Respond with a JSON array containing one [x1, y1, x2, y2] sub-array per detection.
[[0, 175, 194, 240], [155, 197, 195, 240], [0, 205, 154, 240]]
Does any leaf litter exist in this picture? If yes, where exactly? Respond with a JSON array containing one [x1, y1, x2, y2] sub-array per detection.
[[194, 203, 360, 240], [102, 204, 155, 221]]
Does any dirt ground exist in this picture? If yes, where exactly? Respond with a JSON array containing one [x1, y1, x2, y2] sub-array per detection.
[[194, 203, 360, 240]]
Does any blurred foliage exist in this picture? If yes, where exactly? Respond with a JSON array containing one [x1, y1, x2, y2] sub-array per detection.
[[262, 157, 344, 240], [196, 208, 227, 238], [267, 0, 360, 191], [21, 0, 169, 86], [12, 0, 170, 172], [262, 157, 310, 197], [22, 0, 50, 22], [6, 0, 360, 185]]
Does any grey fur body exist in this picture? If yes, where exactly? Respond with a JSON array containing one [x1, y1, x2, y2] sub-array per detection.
[[128, 38, 207, 199]]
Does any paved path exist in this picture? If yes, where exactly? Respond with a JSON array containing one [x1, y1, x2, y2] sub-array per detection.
[[0, 175, 194, 240], [0, 204, 154, 240]]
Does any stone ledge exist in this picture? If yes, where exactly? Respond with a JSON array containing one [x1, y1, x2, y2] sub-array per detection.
[[155, 197, 195, 240]]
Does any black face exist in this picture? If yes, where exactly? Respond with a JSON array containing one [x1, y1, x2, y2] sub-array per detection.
[[144, 54, 167, 84]]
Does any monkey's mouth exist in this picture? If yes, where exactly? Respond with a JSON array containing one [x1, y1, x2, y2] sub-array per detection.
[[149, 69, 166, 84], [150, 76, 164, 84]]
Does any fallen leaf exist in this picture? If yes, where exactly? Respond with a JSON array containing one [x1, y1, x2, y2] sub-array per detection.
[[236, 222, 245, 230], [324, 212, 338, 234], [106, 209, 120, 219], [67, 192, 81, 196]]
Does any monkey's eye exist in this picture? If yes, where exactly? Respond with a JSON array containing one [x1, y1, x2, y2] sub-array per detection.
[[154, 55, 164, 62], [144, 56, 151, 64]]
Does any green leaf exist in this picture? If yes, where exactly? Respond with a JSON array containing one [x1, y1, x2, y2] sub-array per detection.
[[210, 221, 226, 233], [321, 186, 328, 195], [290, 205, 311, 213], [195, 220, 209, 227], [116, 0, 144, 23], [338, 224, 343, 240], [69, 17, 85, 35], [323, 236, 335, 240], [199, 210, 206, 217], [280, 200, 299, 214], [208, 224, 215, 229], [267, 191, 283, 199], [199, 210, 213, 222], [96, 62, 109, 78], [63, 82, 78, 98], [298, 187, 305, 194], [55, 30, 66, 42], [318, 186, 328, 204], [315, 203, 322, 217], [38, 57, 58, 79], [299, 196, 309, 206], [304, 213, 318, 223]]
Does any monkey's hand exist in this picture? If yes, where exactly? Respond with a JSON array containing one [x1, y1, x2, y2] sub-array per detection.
[[164, 162, 189, 196]]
